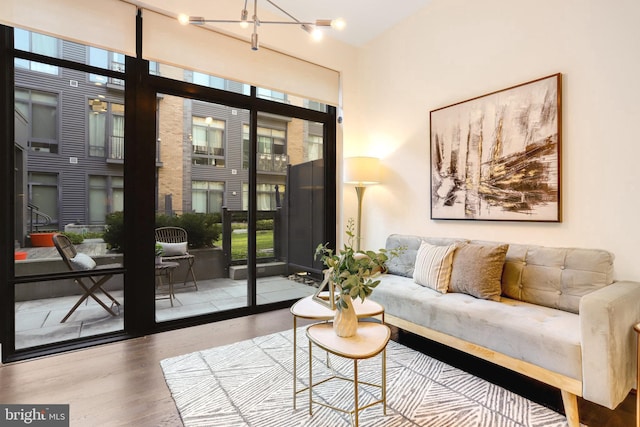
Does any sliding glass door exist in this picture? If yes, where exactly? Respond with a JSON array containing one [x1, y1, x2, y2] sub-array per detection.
[[1, 23, 336, 362]]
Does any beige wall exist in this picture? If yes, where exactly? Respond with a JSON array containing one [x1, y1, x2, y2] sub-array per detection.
[[345, 0, 640, 280]]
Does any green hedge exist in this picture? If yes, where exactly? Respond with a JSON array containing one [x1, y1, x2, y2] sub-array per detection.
[[103, 211, 221, 252]]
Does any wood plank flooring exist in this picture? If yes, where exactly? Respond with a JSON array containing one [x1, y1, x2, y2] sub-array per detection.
[[0, 308, 635, 426]]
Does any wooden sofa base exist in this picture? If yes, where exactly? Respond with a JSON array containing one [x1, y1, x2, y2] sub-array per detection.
[[386, 313, 582, 427]]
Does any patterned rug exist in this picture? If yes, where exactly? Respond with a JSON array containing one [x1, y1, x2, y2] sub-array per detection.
[[160, 328, 570, 426]]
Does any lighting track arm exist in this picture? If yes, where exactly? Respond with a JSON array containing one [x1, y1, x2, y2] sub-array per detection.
[[179, 0, 342, 51]]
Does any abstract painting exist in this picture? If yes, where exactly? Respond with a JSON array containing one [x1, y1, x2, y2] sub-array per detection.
[[430, 73, 561, 221]]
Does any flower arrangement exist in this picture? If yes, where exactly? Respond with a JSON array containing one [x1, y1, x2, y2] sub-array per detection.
[[315, 219, 393, 310]]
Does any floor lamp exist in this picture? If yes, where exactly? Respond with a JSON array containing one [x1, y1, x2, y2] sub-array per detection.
[[344, 156, 381, 251]]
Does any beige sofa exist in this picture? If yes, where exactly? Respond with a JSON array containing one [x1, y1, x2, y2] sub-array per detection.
[[369, 234, 640, 427]]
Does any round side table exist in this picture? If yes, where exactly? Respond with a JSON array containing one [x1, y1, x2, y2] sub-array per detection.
[[290, 295, 384, 409], [306, 321, 391, 426]]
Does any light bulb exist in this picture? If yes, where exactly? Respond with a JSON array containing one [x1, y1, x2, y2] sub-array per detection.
[[240, 9, 249, 28], [311, 28, 323, 41], [331, 18, 346, 31], [177, 14, 190, 25]]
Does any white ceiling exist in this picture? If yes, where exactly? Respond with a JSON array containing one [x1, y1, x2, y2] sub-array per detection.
[[140, 0, 433, 47], [262, 0, 433, 46]]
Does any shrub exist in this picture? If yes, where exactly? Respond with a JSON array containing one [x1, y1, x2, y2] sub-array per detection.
[[103, 211, 222, 252], [174, 212, 221, 248], [103, 211, 125, 251], [60, 231, 84, 245], [256, 219, 274, 231]]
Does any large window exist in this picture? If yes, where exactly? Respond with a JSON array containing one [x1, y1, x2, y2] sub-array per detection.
[[88, 46, 125, 86], [192, 116, 225, 166], [256, 88, 287, 103], [15, 88, 59, 154], [88, 99, 125, 159], [192, 181, 224, 214], [192, 72, 225, 90], [14, 28, 59, 74], [89, 175, 124, 224], [243, 124, 287, 172]]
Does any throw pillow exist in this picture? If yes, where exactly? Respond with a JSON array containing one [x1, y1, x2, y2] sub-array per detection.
[[69, 252, 97, 270], [412, 242, 457, 293], [158, 241, 188, 256], [449, 243, 509, 301]]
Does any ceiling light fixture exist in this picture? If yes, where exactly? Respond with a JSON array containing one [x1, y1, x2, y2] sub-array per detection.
[[178, 0, 345, 51]]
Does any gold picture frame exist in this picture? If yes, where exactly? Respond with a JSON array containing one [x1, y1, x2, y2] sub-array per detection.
[[430, 73, 562, 222]]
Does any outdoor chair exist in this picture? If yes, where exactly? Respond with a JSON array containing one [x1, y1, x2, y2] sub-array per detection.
[[52, 233, 122, 323], [155, 226, 198, 290]]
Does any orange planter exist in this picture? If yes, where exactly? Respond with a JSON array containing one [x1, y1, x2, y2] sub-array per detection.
[[14, 251, 27, 260], [30, 232, 56, 247]]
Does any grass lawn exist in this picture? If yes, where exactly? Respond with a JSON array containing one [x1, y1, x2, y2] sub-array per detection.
[[215, 230, 274, 260]]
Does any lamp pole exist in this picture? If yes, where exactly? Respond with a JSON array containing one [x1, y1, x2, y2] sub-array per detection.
[[354, 186, 366, 252]]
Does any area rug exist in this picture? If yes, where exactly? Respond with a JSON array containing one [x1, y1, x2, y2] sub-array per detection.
[[160, 328, 570, 427]]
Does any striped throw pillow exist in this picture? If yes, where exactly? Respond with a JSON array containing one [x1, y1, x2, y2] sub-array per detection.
[[413, 242, 457, 293]]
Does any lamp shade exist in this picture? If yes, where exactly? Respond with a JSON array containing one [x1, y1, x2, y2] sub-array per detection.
[[343, 157, 380, 185]]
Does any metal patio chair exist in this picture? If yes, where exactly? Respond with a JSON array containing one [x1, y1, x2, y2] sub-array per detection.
[[155, 226, 198, 290], [52, 233, 122, 323]]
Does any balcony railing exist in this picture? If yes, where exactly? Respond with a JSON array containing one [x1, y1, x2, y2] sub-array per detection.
[[108, 136, 124, 160], [106, 137, 161, 163]]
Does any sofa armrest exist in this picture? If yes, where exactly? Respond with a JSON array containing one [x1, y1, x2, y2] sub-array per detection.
[[579, 280, 640, 408]]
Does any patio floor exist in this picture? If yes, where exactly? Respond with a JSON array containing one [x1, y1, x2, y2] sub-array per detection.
[[14, 275, 317, 350]]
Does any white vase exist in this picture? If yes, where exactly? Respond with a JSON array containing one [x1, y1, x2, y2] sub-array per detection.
[[333, 295, 358, 337]]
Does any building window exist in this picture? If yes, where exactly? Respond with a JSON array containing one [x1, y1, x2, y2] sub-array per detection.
[[242, 183, 285, 211], [28, 172, 58, 230], [192, 181, 224, 214], [15, 88, 59, 154], [14, 28, 59, 75], [192, 117, 225, 167], [243, 125, 287, 172], [89, 175, 124, 224], [88, 100, 125, 159], [307, 134, 323, 161], [88, 47, 125, 85]]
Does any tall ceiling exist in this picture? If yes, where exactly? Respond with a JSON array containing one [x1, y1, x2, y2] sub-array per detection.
[[136, 0, 433, 47]]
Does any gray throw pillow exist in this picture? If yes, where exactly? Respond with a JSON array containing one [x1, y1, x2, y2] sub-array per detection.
[[449, 243, 509, 301]]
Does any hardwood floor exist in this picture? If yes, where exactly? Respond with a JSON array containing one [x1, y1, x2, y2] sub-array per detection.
[[0, 308, 635, 426]]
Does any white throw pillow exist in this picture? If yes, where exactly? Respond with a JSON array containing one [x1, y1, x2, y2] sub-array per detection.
[[70, 252, 97, 270], [158, 241, 188, 256], [413, 242, 457, 293]]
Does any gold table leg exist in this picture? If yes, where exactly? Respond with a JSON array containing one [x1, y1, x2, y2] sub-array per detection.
[[635, 323, 640, 427], [293, 315, 297, 410]]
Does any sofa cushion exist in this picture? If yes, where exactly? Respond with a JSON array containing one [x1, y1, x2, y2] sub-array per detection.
[[413, 242, 457, 293], [500, 243, 615, 314], [369, 275, 582, 380], [449, 243, 508, 301]]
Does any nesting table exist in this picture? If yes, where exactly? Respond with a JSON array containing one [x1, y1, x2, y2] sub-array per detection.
[[307, 321, 390, 426], [290, 295, 384, 410]]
